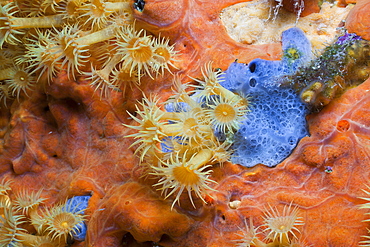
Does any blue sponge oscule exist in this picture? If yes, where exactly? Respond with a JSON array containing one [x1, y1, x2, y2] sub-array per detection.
[[220, 27, 311, 167]]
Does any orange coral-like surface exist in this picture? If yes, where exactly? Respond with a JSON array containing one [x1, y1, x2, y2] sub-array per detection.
[[1, 0, 370, 246], [346, 0, 370, 40]]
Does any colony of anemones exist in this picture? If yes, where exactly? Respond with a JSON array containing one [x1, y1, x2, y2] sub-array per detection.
[[124, 62, 250, 208], [234, 203, 305, 247], [0, 0, 179, 103], [0, 178, 86, 246]]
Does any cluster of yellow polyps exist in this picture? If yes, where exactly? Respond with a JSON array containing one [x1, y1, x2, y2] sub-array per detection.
[[235, 204, 305, 247], [0, 0, 178, 103], [0, 179, 85, 246], [125, 63, 250, 208]]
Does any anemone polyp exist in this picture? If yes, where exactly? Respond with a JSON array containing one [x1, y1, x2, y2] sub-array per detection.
[[111, 9, 134, 28], [80, 0, 131, 30], [20, 0, 52, 17], [86, 64, 120, 99], [80, 0, 114, 29], [41, 201, 85, 242], [0, 3, 25, 47], [53, 24, 90, 76], [151, 150, 216, 208], [262, 203, 303, 244], [205, 95, 249, 134], [111, 63, 140, 94], [61, 0, 85, 21], [160, 110, 212, 146], [234, 218, 261, 247], [124, 95, 167, 161], [202, 62, 223, 88], [0, 178, 12, 195], [151, 35, 179, 75], [13, 188, 46, 216], [0, 46, 15, 70], [29, 235, 63, 247], [5, 66, 36, 100], [209, 139, 232, 164], [180, 116, 202, 139], [0, 178, 12, 206], [0, 203, 25, 246], [191, 62, 224, 97], [0, 2, 65, 48], [117, 25, 156, 79], [167, 75, 196, 107], [24, 29, 62, 81]]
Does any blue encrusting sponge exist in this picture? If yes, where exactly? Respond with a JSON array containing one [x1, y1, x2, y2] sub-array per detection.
[[220, 27, 311, 167]]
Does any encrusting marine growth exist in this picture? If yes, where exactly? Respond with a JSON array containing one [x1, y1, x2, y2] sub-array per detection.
[[1, 0, 370, 246], [234, 203, 304, 247], [281, 32, 370, 110], [124, 62, 250, 208], [0, 178, 90, 246], [0, 0, 179, 103], [220, 27, 311, 167]]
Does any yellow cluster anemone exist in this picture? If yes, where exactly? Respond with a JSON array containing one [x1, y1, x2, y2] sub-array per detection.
[[205, 95, 250, 134], [0, 177, 12, 204], [0, 200, 25, 247], [234, 203, 305, 247], [152, 150, 216, 209], [124, 94, 167, 160], [0, 0, 179, 104], [0, 179, 87, 246], [39, 202, 85, 242], [125, 63, 250, 208], [262, 203, 303, 244], [13, 189, 47, 216], [234, 218, 264, 247]]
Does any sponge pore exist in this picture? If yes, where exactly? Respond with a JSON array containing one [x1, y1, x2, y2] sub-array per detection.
[[220, 27, 310, 167]]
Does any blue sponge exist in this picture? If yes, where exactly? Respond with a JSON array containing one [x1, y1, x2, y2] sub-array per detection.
[[220, 27, 311, 167], [231, 83, 308, 167]]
